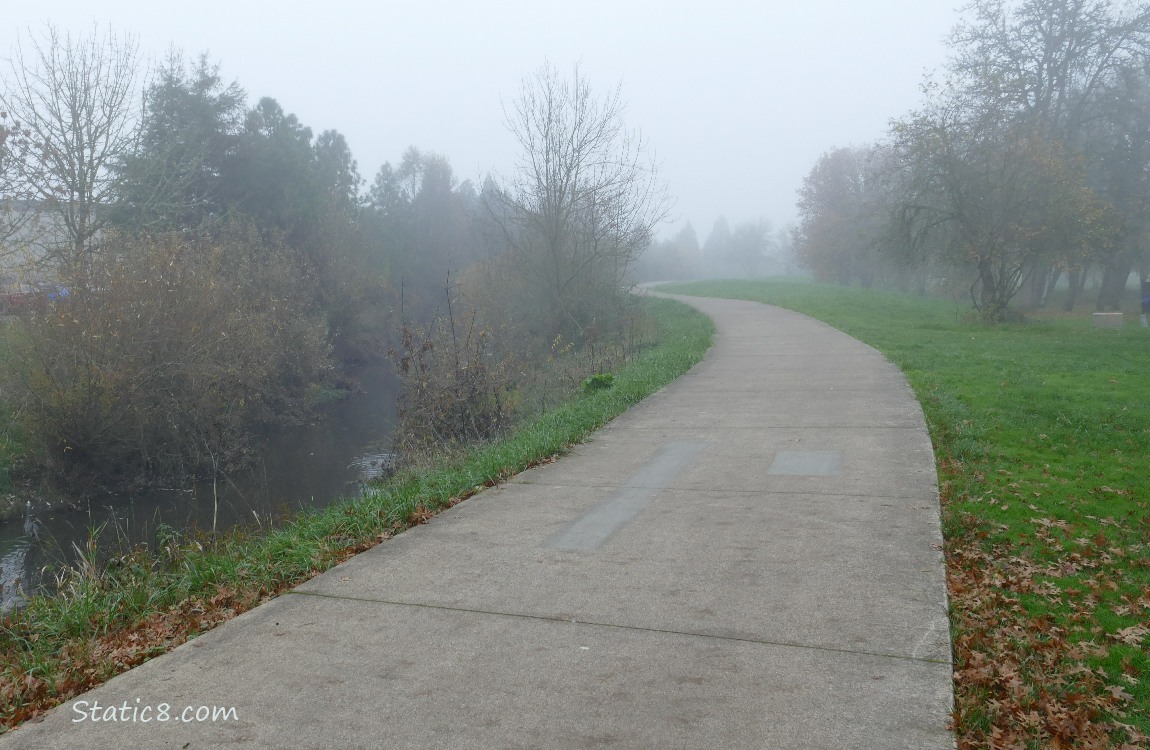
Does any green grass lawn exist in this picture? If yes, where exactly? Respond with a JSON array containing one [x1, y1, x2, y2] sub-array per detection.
[[661, 278, 1150, 750]]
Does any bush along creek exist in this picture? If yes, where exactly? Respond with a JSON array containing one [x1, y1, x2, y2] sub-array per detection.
[[0, 361, 402, 612], [0, 295, 714, 730]]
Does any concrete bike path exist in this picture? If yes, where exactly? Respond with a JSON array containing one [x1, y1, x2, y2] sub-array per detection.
[[3, 293, 955, 749]]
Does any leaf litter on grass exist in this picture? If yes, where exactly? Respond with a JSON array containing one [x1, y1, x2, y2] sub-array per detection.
[[662, 279, 1150, 749]]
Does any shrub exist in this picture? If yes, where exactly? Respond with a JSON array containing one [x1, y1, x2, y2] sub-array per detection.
[[581, 372, 615, 393], [389, 305, 516, 456], [0, 222, 331, 487]]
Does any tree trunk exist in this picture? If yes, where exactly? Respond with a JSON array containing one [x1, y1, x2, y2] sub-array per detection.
[[1096, 257, 1133, 311], [978, 258, 1007, 322], [1019, 262, 1050, 309], [1043, 267, 1062, 306], [1063, 267, 1085, 311]]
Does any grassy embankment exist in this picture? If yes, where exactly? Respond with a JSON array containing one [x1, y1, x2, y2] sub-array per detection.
[[662, 278, 1149, 749], [0, 296, 714, 731]]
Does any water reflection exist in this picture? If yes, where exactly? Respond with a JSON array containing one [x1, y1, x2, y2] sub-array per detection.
[[0, 538, 34, 612], [0, 363, 399, 611]]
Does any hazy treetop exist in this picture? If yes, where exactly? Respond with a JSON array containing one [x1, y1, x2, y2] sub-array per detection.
[[4, 0, 957, 237]]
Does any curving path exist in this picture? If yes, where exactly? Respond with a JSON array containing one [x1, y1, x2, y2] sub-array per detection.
[[2, 293, 955, 749]]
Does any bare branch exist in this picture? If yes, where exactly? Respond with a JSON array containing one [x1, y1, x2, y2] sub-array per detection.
[[0, 24, 141, 282], [492, 62, 671, 337]]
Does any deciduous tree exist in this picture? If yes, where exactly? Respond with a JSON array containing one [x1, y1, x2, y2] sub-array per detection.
[[947, 0, 1150, 311], [493, 63, 670, 339], [893, 91, 1110, 320], [796, 145, 889, 286], [0, 111, 34, 260], [0, 24, 140, 280]]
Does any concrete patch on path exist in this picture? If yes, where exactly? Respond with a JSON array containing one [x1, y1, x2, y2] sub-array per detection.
[[545, 440, 707, 551], [0, 292, 955, 750], [767, 449, 844, 476]]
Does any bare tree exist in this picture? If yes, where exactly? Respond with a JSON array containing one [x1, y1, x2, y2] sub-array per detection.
[[0, 110, 48, 292], [0, 24, 141, 282], [950, 0, 1150, 140], [494, 62, 670, 338], [1, 112, 28, 252]]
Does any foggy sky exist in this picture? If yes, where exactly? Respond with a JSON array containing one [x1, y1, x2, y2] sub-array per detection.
[[4, 1, 958, 238]]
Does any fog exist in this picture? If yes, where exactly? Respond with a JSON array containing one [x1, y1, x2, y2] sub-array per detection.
[[4, 0, 957, 237]]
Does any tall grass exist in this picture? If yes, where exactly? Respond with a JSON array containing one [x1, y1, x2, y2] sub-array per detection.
[[662, 278, 1150, 749]]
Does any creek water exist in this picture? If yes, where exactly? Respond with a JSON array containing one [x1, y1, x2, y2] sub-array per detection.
[[0, 363, 400, 612]]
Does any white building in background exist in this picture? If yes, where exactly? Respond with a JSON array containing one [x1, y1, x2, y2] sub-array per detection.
[[0, 200, 69, 295]]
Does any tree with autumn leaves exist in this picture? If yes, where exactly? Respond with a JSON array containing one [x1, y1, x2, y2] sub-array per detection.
[[796, 0, 1150, 321]]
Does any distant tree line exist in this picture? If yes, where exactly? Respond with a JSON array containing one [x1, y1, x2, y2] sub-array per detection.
[[634, 218, 794, 282], [0, 27, 666, 486], [793, 0, 1150, 321]]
